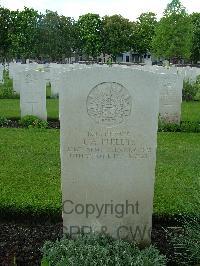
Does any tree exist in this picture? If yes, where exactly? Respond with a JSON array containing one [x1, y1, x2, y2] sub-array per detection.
[[190, 13, 200, 63], [135, 12, 157, 55], [77, 13, 103, 59], [36, 10, 75, 61], [164, 0, 186, 15], [0, 7, 12, 61], [151, 0, 193, 61], [102, 15, 134, 60], [9, 7, 40, 60]]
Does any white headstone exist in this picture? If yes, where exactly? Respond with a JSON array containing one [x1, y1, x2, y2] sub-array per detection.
[[0, 65, 4, 83], [60, 67, 160, 245], [20, 70, 47, 120], [144, 58, 152, 66], [11, 63, 28, 93], [135, 66, 183, 124], [159, 73, 183, 124]]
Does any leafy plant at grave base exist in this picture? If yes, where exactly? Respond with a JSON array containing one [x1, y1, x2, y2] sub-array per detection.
[[180, 121, 200, 132], [158, 120, 200, 133], [158, 120, 180, 132], [0, 70, 19, 99], [168, 183, 200, 265], [0, 116, 9, 127], [0, 85, 19, 99], [20, 115, 48, 129], [182, 79, 198, 101], [194, 75, 200, 101], [168, 219, 200, 265], [41, 233, 167, 266]]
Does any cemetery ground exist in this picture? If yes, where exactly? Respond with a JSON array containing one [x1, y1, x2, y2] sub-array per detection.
[[0, 98, 59, 120], [0, 129, 200, 218], [0, 98, 200, 122], [0, 126, 200, 264], [0, 73, 200, 265]]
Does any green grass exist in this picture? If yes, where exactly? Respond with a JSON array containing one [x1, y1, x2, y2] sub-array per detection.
[[46, 99, 59, 119], [0, 72, 59, 119], [154, 133, 200, 216], [0, 100, 199, 122], [181, 101, 200, 122], [0, 128, 199, 217], [0, 98, 59, 119], [0, 128, 61, 217]]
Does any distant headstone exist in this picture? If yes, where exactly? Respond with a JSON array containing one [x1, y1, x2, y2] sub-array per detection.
[[11, 63, 28, 93], [60, 67, 160, 245], [144, 58, 152, 66], [163, 60, 170, 68], [159, 73, 183, 124], [0, 65, 4, 83], [20, 70, 47, 120]]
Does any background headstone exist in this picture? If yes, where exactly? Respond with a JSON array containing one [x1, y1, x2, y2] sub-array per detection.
[[159, 72, 183, 124], [20, 70, 47, 120]]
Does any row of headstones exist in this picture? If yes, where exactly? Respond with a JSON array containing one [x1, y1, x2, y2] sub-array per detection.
[[8, 62, 200, 124], [4, 62, 200, 124], [9, 63, 88, 120]]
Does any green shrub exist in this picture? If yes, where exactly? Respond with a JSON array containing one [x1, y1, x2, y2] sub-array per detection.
[[169, 218, 200, 265], [0, 70, 19, 99], [182, 79, 198, 101], [158, 121, 200, 133], [0, 85, 19, 99], [158, 120, 180, 132], [41, 233, 166, 266], [20, 115, 48, 129], [181, 121, 200, 132], [0, 116, 9, 127], [168, 180, 200, 265], [183, 75, 200, 102], [194, 75, 200, 101]]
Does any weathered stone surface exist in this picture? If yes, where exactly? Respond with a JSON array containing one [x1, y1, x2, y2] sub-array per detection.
[[60, 67, 160, 245]]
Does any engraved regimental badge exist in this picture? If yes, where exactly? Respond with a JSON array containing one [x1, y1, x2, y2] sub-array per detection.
[[86, 82, 132, 126]]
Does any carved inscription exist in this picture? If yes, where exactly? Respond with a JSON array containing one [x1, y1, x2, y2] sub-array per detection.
[[65, 130, 152, 160], [86, 82, 132, 126]]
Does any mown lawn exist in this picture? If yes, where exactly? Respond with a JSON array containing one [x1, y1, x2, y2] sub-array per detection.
[[0, 99, 199, 122], [181, 101, 200, 122], [0, 128, 199, 217], [0, 98, 59, 119], [0, 128, 61, 217]]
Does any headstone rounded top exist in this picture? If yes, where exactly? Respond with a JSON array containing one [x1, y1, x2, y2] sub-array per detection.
[[86, 82, 132, 126]]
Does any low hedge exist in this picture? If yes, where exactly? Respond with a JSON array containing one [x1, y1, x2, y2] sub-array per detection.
[[41, 233, 167, 266], [1, 116, 200, 132], [169, 217, 200, 265], [20, 115, 48, 129], [159, 121, 200, 132]]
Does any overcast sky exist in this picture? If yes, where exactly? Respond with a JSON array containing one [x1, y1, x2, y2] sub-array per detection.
[[0, 0, 199, 20]]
